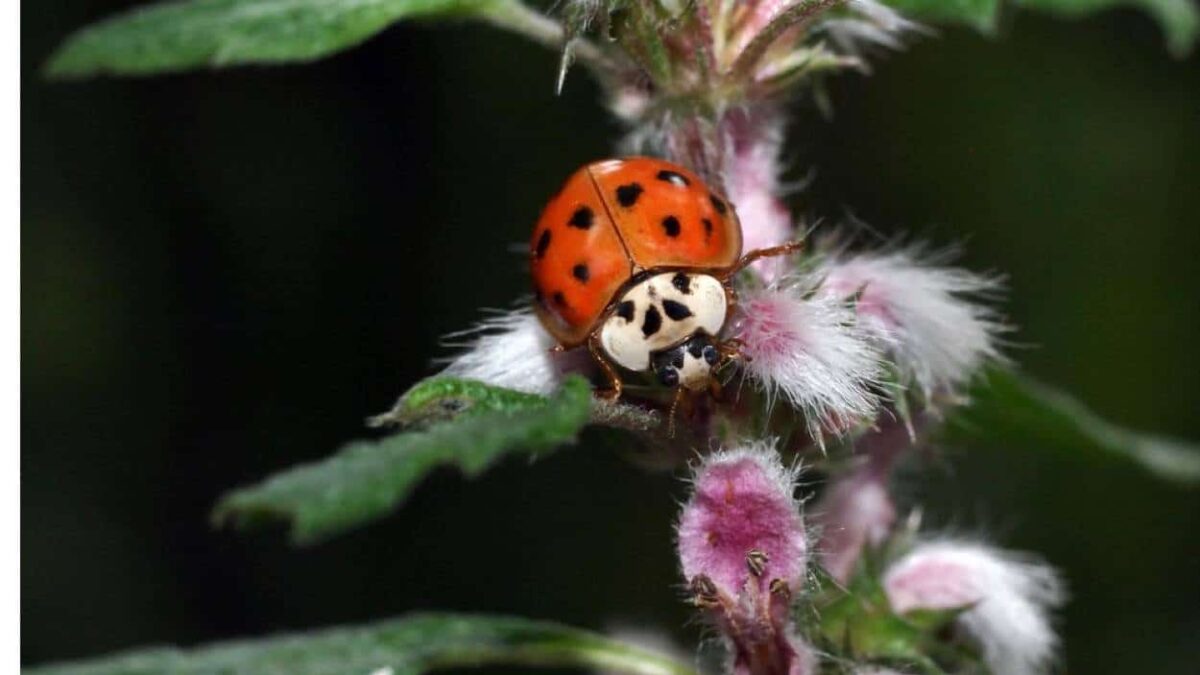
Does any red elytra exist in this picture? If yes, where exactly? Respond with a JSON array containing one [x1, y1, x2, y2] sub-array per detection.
[[530, 157, 743, 347]]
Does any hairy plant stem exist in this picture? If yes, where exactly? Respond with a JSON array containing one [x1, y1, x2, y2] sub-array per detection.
[[480, 0, 619, 84]]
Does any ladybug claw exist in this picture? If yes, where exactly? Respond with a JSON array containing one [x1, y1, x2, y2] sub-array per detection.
[[594, 387, 621, 402]]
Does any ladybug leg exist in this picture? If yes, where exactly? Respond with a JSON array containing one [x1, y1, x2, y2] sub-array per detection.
[[667, 386, 686, 437], [724, 240, 805, 279], [717, 337, 747, 364], [708, 377, 723, 401], [588, 336, 624, 401]]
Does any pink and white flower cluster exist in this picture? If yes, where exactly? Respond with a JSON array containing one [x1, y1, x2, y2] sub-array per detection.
[[677, 443, 1064, 675]]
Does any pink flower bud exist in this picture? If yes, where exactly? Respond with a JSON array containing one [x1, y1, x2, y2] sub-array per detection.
[[883, 541, 1064, 675], [813, 466, 894, 583], [815, 249, 1005, 399], [734, 281, 882, 442], [677, 443, 814, 675], [812, 419, 913, 582], [678, 444, 807, 596]]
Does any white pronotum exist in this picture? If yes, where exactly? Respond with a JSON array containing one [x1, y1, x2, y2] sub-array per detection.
[[599, 272, 727, 372]]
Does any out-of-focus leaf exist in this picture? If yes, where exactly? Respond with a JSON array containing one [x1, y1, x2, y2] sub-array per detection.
[[24, 612, 697, 675], [884, 0, 1198, 55], [1017, 0, 1199, 55], [946, 368, 1200, 485], [213, 376, 591, 544], [45, 0, 502, 79]]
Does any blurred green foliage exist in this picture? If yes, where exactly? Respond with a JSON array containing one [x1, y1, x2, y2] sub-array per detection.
[[26, 613, 695, 675], [23, 1, 1200, 674]]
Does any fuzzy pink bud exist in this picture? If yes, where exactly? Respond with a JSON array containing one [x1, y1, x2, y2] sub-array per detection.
[[678, 444, 807, 596], [734, 282, 882, 442], [883, 541, 1064, 675], [677, 443, 814, 675], [813, 418, 914, 582], [813, 467, 894, 584], [815, 249, 1004, 399]]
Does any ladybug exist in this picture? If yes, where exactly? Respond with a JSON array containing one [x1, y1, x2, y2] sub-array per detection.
[[530, 157, 800, 400]]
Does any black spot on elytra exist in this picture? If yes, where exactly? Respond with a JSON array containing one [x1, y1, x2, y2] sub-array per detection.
[[641, 306, 662, 337], [656, 170, 690, 187], [568, 206, 593, 229], [553, 291, 567, 308], [702, 218, 714, 239], [709, 194, 728, 215], [662, 299, 693, 321], [672, 273, 692, 294], [616, 183, 644, 207], [535, 230, 551, 258], [572, 263, 590, 283], [661, 215, 681, 237], [616, 300, 635, 322]]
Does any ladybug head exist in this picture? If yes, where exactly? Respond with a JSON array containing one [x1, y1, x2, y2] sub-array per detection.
[[651, 333, 720, 391]]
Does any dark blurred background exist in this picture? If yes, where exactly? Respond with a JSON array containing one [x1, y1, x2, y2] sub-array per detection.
[[22, 1, 1200, 672]]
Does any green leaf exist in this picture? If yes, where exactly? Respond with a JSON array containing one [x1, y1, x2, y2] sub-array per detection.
[[1016, 0, 1199, 55], [946, 368, 1200, 485], [213, 376, 592, 544], [369, 376, 556, 428], [45, 0, 505, 79], [24, 612, 697, 675], [883, 0, 1199, 55]]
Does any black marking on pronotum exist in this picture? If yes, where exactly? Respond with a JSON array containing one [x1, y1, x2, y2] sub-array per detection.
[[656, 170, 690, 187], [616, 183, 644, 207], [568, 206, 594, 229], [658, 367, 679, 387], [553, 291, 567, 307], [687, 339, 703, 358], [702, 218, 714, 239], [624, 270, 653, 296], [709, 194, 728, 215], [572, 263, 590, 283], [616, 300, 635, 322], [672, 273, 692, 294], [641, 306, 662, 337], [661, 215, 681, 237], [662, 299, 693, 321]]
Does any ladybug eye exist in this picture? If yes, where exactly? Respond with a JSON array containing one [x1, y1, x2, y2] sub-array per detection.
[[659, 368, 680, 387], [702, 345, 719, 365]]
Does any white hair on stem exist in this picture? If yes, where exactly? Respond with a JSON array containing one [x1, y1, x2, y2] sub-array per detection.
[[883, 540, 1066, 675], [818, 0, 922, 56], [733, 278, 884, 442], [438, 308, 562, 395], [815, 246, 1007, 399]]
